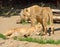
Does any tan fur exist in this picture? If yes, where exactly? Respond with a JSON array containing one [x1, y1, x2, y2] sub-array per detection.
[[3, 23, 42, 38], [20, 5, 54, 35], [42, 7, 54, 34]]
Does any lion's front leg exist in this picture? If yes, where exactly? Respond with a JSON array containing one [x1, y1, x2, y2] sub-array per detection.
[[30, 17, 37, 26], [3, 30, 14, 36], [51, 25, 54, 34], [50, 18, 54, 34], [49, 10, 54, 34], [43, 25, 47, 35], [43, 19, 47, 35], [50, 19, 54, 34]]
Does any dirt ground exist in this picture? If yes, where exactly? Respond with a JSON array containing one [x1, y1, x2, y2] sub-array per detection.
[[0, 39, 60, 47], [0, 16, 30, 33], [0, 16, 60, 40], [0, 16, 60, 47]]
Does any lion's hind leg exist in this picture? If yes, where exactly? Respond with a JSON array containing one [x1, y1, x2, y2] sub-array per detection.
[[3, 29, 15, 36], [48, 8, 54, 34]]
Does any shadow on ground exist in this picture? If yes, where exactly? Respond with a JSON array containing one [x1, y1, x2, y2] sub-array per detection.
[[53, 22, 60, 31], [54, 28, 60, 31]]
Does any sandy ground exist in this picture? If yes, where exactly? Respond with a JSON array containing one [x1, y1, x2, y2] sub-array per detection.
[[0, 16, 60, 47], [0, 16, 60, 40], [0, 39, 60, 47], [0, 16, 31, 33]]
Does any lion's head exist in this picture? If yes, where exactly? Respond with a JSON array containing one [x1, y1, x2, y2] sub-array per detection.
[[20, 8, 30, 21]]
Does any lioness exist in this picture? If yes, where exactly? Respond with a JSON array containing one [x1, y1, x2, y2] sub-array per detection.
[[4, 23, 42, 38], [19, 5, 54, 35]]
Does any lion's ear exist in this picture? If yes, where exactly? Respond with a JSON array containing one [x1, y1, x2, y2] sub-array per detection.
[[24, 8, 28, 12]]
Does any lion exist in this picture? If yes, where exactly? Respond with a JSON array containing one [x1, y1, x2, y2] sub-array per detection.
[[3, 23, 42, 38], [19, 5, 54, 35]]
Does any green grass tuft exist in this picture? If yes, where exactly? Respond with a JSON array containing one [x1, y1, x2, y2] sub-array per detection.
[[0, 34, 60, 44], [0, 33, 7, 39], [46, 39, 55, 44], [20, 19, 29, 24], [13, 37, 60, 44], [55, 40, 60, 44]]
